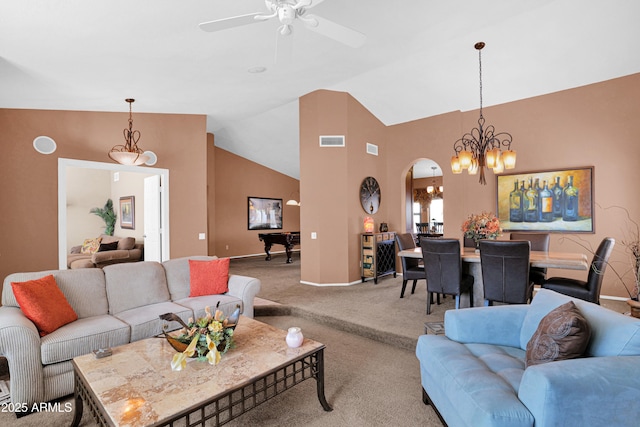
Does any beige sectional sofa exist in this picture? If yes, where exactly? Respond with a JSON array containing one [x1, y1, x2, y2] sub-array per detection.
[[67, 234, 144, 269], [0, 256, 261, 409]]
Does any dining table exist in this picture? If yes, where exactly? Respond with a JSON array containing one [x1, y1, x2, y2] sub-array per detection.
[[398, 247, 589, 308]]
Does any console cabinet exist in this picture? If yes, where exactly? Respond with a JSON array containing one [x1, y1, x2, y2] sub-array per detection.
[[361, 232, 397, 284]]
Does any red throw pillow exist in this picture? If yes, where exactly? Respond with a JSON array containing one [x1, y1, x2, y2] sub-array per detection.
[[189, 258, 230, 297], [11, 275, 78, 337]]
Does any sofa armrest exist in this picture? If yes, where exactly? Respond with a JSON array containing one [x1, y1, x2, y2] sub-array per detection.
[[444, 305, 528, 348], [519, 356, 640, 427], [227, 274, 261, 318], [0, 306, 45, 407]]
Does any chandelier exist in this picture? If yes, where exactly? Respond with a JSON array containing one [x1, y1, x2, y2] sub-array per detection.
[[426, 166, 443, 198], [450, 42, 515, 185], [108, 98, 150, 166]]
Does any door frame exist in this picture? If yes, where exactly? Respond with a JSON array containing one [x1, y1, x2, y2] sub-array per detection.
[[57, 158, 170, 269]]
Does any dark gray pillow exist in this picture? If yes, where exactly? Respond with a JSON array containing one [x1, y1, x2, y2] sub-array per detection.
[[97, 241, 119, 252], [526, 301, 591, 367]]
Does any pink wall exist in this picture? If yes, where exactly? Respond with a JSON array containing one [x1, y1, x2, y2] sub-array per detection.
[[0, 108, 208, 288], [299, 74, 640, 296], [212, 146, 300, 258]]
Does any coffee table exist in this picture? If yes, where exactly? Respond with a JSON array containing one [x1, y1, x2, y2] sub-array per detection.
[[71, 316, 332, 426]]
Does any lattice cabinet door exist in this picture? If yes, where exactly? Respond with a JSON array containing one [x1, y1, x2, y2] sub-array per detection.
[[361, 232, 396, 284]]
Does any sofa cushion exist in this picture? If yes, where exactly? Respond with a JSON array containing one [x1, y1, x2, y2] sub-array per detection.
[[81, 237, 102, 254], [521, 289, 640, 356], [104, 262, 170, 315], [163, 256, 219, 301], [416, 335, 534, 427], [3, 269, 109, 317], [11, 275, 78, 336], [189, 258, 230, 297], [114, 301, 192, 342], [525, 301, 590, 367], [174, 294, 242, 321], [40, 314, 130, 364]]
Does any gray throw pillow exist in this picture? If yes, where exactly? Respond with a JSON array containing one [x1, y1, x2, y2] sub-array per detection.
[[526, 301, 591, 367]]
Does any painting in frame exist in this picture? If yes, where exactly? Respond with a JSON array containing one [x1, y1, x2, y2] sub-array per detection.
[[248, 197, 283, 230], [119, 196, 135, 230], [496, 166, 594, 233]]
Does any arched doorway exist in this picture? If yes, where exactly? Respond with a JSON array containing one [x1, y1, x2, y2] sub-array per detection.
[[404, 159, 444, 234]]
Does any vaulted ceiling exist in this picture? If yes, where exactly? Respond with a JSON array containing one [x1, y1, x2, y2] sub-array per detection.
[[2, 0, 638, 179]]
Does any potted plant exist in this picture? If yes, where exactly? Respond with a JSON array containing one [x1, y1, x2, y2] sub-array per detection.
[[90, 199, 117, 236]]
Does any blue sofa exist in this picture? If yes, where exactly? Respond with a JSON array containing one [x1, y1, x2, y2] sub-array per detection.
[[416, 289, 640, 427]]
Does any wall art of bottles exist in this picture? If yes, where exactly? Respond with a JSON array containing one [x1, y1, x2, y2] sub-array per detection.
[[497, 167, 593, 233]]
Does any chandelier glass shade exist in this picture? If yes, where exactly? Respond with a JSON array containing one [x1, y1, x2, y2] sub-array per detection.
[[451, 42, 515, 185], [109, 98, 150, 166]]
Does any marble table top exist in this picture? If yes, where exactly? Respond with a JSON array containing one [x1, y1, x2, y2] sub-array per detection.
[[72, 316, 323, 426]]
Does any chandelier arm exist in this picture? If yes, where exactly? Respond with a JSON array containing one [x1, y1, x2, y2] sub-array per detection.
[[450, 42, 515, 185]]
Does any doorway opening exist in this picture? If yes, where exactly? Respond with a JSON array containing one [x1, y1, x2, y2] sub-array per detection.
[[406, 159, 444, 234], [57, 158, 170, 269]]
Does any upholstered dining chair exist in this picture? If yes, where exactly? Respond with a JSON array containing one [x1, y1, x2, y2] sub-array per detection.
[[510, 232, 550, 286], [542, 237, 615, 304], [420, 238, 474, 315], [479, 240, 532, 305], [395, 233, 427, 298]]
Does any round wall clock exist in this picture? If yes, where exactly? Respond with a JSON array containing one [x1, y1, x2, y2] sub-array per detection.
[[360, 176, 381, 214]]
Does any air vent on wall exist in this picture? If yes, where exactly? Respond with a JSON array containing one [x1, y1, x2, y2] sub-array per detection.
[[366, 143, 378, 156], [319, 135, 345, 147]]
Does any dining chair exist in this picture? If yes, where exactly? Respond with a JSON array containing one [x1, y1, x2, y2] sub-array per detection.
[[420, 238, 474, 315], [510, 232, 550, 286], [395, 233, 427, 298], [479, 240, 532, 305], [542, 237, 615, 304]]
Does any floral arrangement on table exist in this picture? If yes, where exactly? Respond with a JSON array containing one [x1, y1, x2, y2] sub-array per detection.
[[160, 304, 239, 371], [462, 211, 502, 243]]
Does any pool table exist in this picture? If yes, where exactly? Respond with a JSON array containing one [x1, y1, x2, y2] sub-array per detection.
[[258, 232, 301, 263]]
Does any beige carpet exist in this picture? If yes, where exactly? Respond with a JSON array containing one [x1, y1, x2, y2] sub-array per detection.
[[0, 253, 444, 426]]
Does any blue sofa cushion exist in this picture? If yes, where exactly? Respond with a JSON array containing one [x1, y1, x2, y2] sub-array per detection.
[[417, 335, 534, 427], [525, 301, 591, 367], [520, 289, 640, 356]]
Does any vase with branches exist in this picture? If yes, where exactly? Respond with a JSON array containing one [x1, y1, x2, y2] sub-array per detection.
[[90, 199, 117, 236]]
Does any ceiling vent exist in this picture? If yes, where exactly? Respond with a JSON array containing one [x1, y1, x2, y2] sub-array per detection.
[[319, 135, 345, 147], [366, 143, 378, 156]]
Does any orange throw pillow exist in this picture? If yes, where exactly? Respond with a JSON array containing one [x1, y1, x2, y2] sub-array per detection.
[[11, 275, 78, 337], [189, 258, 230, 297]]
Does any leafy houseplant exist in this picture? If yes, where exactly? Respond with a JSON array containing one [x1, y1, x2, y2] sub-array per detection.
[[90, 199, 117, 236]]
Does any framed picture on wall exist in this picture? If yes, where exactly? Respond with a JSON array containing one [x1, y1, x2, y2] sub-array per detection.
[[248, 197, 283, 230], [119, 196, 135, 229], [496, 166, 594, 233]]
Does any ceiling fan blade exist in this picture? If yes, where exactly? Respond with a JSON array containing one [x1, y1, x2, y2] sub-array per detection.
[[293, 0, 327, 9], [275, 29, 294, 65], [199, 12, 264, 33], [302, 14, 366, 48]]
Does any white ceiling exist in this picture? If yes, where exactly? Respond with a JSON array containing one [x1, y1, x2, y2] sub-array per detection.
[[2, 0, 639, 179]]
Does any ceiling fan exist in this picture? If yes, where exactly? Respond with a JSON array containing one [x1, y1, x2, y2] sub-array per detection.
[[199, 0, 366, 62]]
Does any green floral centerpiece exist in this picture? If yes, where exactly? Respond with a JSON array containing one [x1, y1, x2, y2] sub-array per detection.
[[160, 304, 239, 371], [462, 211, 502, 245]]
